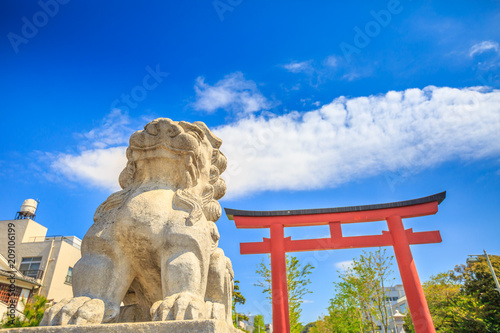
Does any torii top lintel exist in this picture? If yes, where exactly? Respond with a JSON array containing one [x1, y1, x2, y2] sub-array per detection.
[[225, 191, 446, 228]]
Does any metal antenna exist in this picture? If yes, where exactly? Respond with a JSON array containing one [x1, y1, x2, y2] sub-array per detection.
[[483, 250, 500, 295]]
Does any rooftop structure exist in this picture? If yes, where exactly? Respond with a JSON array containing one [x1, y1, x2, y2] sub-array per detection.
[[0, 199, 82, 319]]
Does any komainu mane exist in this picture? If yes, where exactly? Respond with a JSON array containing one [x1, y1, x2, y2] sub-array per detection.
[[41, 118, 233, 325]]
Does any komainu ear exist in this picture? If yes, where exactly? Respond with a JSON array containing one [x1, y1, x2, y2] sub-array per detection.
[[119, 147, 135, 189], [119, 161, 135, 189], [193, 121, 222, 149]]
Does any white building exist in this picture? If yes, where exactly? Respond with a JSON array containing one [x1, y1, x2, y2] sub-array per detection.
[[0, 253, 41, 319], [374, 284, 408, 332], [0, 200, 82, 319]]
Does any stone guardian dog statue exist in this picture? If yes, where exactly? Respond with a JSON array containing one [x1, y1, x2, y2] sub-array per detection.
[[41, 118, 233, 326]]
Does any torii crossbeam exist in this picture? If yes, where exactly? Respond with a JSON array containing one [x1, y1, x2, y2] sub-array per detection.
[[225, 192, 446, 333]]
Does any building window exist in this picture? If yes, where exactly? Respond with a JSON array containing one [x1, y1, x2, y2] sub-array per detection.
[[65, 267, 73, 284], [19, 257, 43, 279], [0, 283, 22, 307]]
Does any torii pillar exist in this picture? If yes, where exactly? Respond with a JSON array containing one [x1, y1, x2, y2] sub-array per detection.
[[226, 192, 446, 333]]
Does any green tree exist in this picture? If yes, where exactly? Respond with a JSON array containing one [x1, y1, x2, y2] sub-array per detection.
[[313, 248, 395, 333], [232, 280, 249, 328], [404, 272, 487, 333], [404, 255, 500, 333], [1, 295, 49, 328], [327, 275, 368, 332], [309, 317, 332, 333], [453, 254, 500, 331], [253, 314, 266, 333], [301, 321, 316, 333], [255, 255, 314, 333], [310, 316, 358, 333]]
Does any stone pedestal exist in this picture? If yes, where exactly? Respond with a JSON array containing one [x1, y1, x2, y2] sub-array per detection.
[[4, 320, 240, 333]]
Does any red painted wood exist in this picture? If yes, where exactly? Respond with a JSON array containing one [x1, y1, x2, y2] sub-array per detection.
[[233, 202, 438, 228], [329, 222, 342, 238], [387, 215, 436, 333], [270, 224, 290, 333], [240, 230, 441, 254], [234, 199, 443, 333], [406, 228, 442, 244]]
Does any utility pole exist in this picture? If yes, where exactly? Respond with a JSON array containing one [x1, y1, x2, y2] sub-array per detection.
[[483, 250, 500, 295]]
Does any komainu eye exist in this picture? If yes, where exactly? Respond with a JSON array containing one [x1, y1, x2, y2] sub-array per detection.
[[145, 123, 159, 136]]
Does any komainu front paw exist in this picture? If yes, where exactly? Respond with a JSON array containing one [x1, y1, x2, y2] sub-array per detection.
[[40, 297, 105, 326], [151, 292, 208, 321]]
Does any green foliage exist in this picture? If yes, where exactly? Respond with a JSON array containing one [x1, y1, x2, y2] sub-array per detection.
[[312, 251, 500, 333], [313, 248, 395, 333], [232, 280, 249, 327], [404, 272, 486, 333], [301, 321, 316, 333], [309, 316, 337, 333], [454, 255, 500, 332], [255, 255, 315, 333], [404, 255, 500, 333], [1, 295, 49, 328], [253, 314, 266, 332]]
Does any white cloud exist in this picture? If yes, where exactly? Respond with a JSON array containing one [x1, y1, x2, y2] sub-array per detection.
[[342, 72, 362, 82], [192, 72, 271, 115], [50, 147, 127, 192], [470, 41, 500, 57], [281, 56, 371, 85], [79, 109, 133, 149], [335, 260, 354, 270], [43, 87, 500, 198], [45, 110, 140, 191], [215, 86, 500, 199], [324, 55, 339, 68], [283, 60, 314, 74]]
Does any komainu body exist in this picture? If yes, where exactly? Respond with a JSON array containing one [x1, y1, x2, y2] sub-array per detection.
[[41, 118, 233, 326]]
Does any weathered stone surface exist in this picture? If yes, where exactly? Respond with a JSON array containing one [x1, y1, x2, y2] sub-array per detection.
[[40, 297, 105, 326], [41, 118, 233, 326], [4, 320, 240, 332]]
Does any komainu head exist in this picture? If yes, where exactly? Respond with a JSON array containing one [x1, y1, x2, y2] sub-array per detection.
[[117, 118, 227, 222]]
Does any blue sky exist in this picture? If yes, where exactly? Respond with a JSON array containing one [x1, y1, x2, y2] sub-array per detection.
[[1, 0, 500, 325]]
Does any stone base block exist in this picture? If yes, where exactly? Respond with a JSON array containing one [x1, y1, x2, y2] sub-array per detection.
[[3, 320, 240, 333]]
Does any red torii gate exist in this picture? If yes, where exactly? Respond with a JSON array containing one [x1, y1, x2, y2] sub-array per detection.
[[225, 192, 446, 333]]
